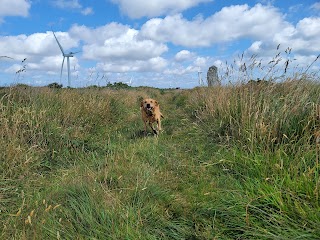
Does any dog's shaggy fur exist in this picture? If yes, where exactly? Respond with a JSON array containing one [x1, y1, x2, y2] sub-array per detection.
[[140, 98, 164, 135]]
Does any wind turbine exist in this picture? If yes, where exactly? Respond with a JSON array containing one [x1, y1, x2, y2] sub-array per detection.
[[128, 76, 133, 86], [52, 30, 80, 87], [198, 67, 204, 86]]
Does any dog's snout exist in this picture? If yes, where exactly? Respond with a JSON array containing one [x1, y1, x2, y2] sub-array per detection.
[[146, 103, 151, 108]]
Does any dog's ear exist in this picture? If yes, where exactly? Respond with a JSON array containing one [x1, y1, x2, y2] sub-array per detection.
[[140, 101, 144, 107], [155, 100, 159, 106]]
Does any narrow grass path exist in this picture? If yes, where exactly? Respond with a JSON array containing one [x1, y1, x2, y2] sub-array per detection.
[[55, 90, 227, 239]]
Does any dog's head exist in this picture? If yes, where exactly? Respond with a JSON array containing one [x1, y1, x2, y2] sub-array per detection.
[[141, 98, 158, 112]]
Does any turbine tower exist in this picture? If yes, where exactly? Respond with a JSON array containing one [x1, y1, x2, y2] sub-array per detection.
[[52, 30, 79, 87], [128, 77, 133, 86], [198, 67, 204, 85]]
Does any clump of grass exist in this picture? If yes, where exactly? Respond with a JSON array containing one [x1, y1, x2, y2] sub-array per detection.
[[191, 80, 320, 153]]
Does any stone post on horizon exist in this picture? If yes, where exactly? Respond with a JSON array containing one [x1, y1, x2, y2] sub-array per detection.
[[207, 65, 220, 86]]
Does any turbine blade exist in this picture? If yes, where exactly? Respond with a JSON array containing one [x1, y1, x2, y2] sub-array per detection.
[[52, 31, 65, 55], [60, 57, 65, 82], [0, 56, 14, 60], [71, 50, 81, 55]]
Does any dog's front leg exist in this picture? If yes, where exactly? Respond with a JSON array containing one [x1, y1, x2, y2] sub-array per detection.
[[144, 120, 148, 136], [149, 122, 158, 135], [157, 119, 161, 133]]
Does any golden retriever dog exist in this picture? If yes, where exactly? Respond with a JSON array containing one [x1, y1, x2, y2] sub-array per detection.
[[140, 98, 164, 135]]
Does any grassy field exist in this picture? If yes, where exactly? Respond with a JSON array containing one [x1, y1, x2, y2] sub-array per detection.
[[0, 81, 320, 239]]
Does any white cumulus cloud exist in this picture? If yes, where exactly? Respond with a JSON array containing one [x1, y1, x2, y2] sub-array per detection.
[[248, 17, 320, 57], [70, 24, 168, 61], [174, 50, 194, 62], [0, 0, 30, 23], [111, 0, 212, 18], [139, 4, 290, 47]]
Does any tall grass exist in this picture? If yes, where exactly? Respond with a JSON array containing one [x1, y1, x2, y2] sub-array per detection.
[[191, 80, 320, 152], [188, 79, 320, 237]]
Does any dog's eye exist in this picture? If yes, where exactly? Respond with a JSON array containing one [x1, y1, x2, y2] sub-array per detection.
[[150, 101, 153, 103], [144, 101, 147, 103]]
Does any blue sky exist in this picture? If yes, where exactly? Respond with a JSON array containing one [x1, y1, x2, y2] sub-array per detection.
[[0, 0, 319, 88]]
